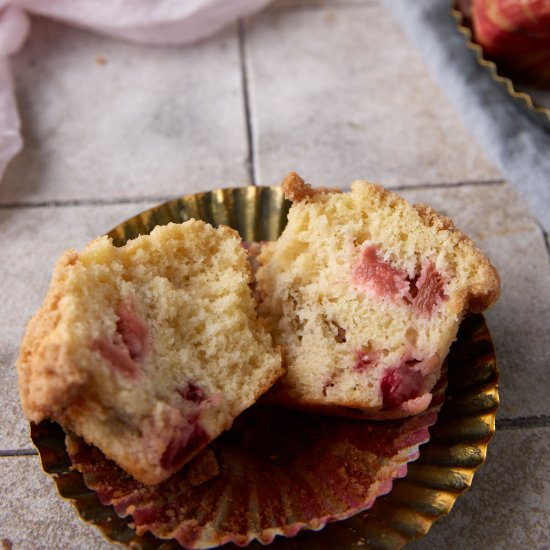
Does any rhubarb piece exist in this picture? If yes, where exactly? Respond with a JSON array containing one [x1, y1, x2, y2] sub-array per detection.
[[352, 245, 410, 300], [411, 261, 448, 318], [91, 301, 149, 379], [381, 368, 424, 409], [17, 221, 283, 484], [257, 173, 499, 418], [178, 382, 206, 404]]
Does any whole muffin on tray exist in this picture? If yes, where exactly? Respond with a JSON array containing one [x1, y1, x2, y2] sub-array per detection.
[[17, 221, 283, 485], [257, 173, 500, 419]]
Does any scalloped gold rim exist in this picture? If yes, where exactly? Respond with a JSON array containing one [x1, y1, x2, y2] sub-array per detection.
[[30, 186, 499, 550], [452, 1, 550, 130]]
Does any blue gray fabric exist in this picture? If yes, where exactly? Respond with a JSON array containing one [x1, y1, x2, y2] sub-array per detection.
[[381, 0, 550, 233]]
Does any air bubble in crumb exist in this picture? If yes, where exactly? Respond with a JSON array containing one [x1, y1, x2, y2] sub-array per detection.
[[332, 321, 347, 343]]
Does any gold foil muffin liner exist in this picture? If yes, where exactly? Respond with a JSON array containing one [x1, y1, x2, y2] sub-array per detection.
[[452, 0, 550, 132], [30, 185, 499, 549]]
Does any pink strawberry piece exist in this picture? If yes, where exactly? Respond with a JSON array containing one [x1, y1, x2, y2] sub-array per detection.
[[92, 301, 149, 379], [160, 417, 208, 471], [380, 363, 427, 409], [352, 246, 409, 300], [411, 262, 448, 317], [92, 338, 140, 378], [116, 302, 149, 361], [178, 383, 206, 404]]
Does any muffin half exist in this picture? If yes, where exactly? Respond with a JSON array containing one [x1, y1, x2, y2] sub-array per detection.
[[18, 221, 283, 484], [257, 173, 499, 419]]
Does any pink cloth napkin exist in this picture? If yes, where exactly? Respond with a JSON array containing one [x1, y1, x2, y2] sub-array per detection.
[[0, 0, 272, 181]]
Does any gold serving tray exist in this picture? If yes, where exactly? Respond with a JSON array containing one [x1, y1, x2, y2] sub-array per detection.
[[452, 1, 550, 132], [30, 186, 499, 549]]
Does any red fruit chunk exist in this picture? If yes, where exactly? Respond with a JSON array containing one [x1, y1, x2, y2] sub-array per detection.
[[92, 301, 149, 379], [92, 338, 140, 378], [412, 262, 447, 318], [380, 365, 427, 409], [178, 383, 206, 404], [160, 417, 209, 471], [352, 246, 409, 300], [116, 302, 149, 361], [352, 247, 448, 316]]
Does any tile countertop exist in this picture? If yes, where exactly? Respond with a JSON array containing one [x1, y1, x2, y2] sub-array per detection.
[[1, 1, 548, 548]]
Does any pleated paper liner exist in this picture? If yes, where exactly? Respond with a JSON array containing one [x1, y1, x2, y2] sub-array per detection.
[[452, 0, 550, 132], [30, 186, 499, 549]]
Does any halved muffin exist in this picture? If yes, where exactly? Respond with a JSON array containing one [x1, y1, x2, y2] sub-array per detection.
[[257, 173, 499, 419], [18, 221, 283, 484]]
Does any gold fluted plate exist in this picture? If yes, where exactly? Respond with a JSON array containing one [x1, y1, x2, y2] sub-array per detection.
[[452, 1, 550, 132], [30, 185, 499, 549]]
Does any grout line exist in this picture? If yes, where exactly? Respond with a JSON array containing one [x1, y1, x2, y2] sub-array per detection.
[[496, 415, 550, 431], [0, 195, 177, 209], [535, 220, 550, 262], [238, 19, 257, 187], [0, 180, 506, 210], [0, 449, 38, 457], [387, 178, 506, 192]]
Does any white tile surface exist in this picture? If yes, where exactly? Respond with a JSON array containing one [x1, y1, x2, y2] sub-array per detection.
[[0, 456, 111, 549], [400, 183, 550, 418], [409, 427, 550, 549], [245, 3, 501, 188], [1, 16, 250, 204]]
